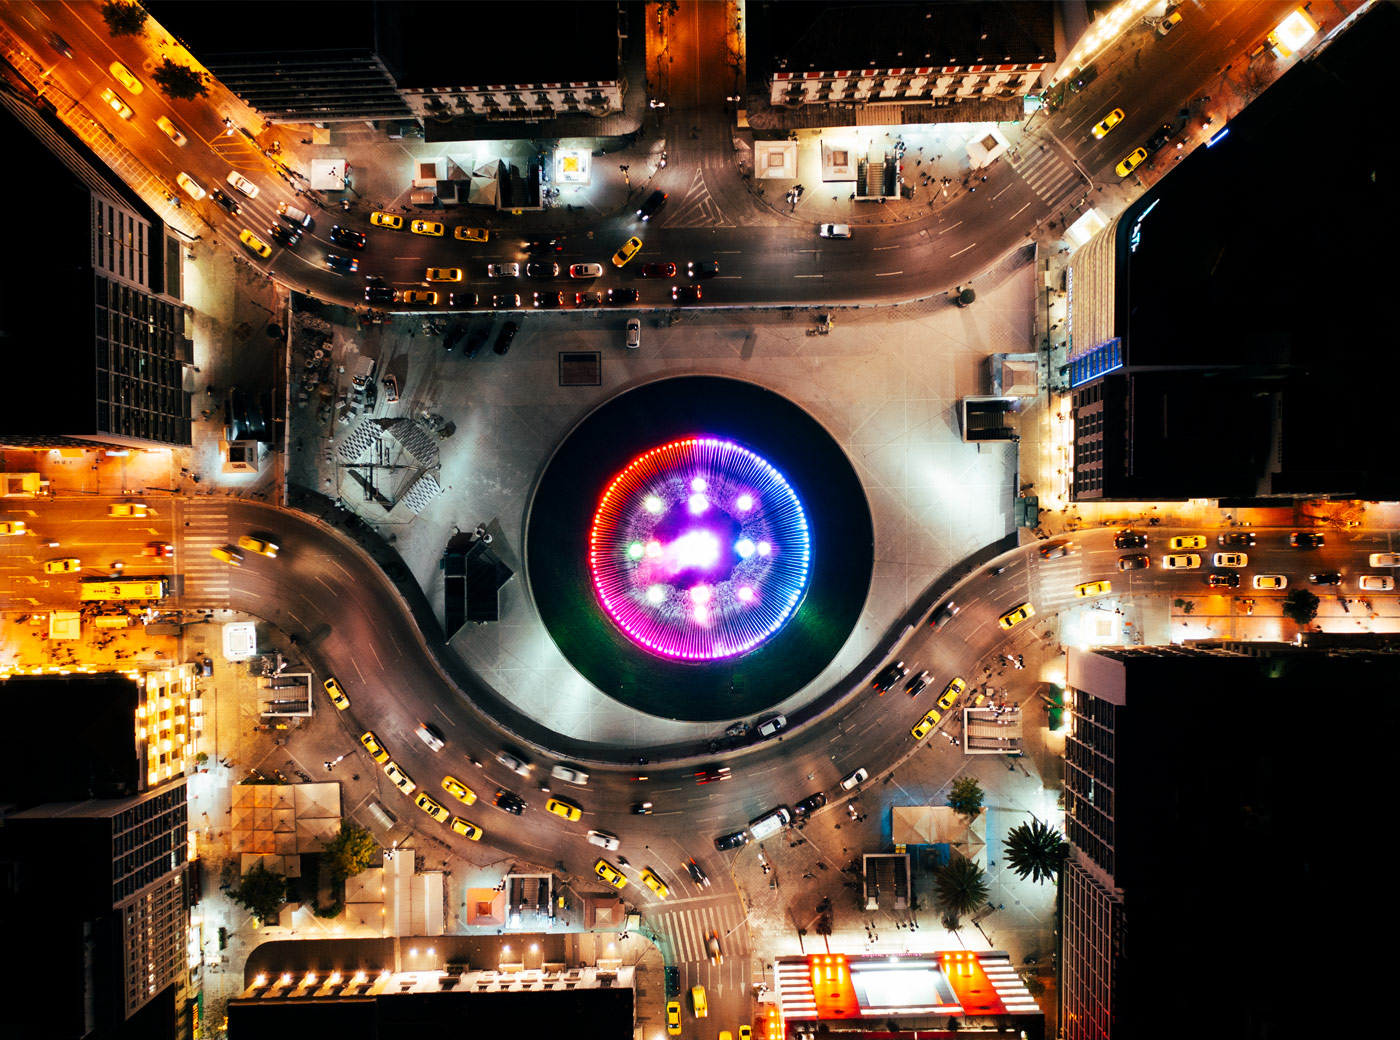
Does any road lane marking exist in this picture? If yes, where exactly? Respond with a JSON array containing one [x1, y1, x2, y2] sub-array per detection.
[[875, 270, 904, 277], [950, 243, 978, 257], [873, 244, 901, 251], [793, 273, 823, 279]]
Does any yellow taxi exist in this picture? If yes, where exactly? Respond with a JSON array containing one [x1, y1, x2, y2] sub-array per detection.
[[612, 235, 643, 268], [210, 546, 243, 566], [594, 858, 628, 889], [998, 602, 1036, 630], [667, 1000, 682, 1035], [1116, 147, 1149, 178], [937, 677, 966, 710], [0, 520, 26, 535], [911, 706, 942, 741], [322, 677, 349, 710], [100, 87, 133, 119], [1169, 535, 1207, 550], [450, 817, 483, 840], [359, 730, 389, 763], [156, 116, 187, 146], [740, 1028, 752, 1040], [1075, 579, 1112, 597], [546, 796, 582, 822], [398, 290, 439, 305], [108, 504, 149, 517], [454, 226, 489, 242], [43, 558, 81, 574], [640, 868, 670, 899], [414, 793, 450, 822], [1091, 107, 1124, 140], [442, 775, 477, 805], [238, 229, 272, 259], [384, 760, 416, 795], [108, 61, 143, 94], [411, 219, 444, 236], [371, 211, 403, 229], [692, 985, 708, 1018], [426, 267, 463, 282], [237, 535, 279, 557]]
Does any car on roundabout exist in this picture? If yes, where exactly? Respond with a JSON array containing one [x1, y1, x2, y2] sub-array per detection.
[[442, 775, 476, 804], [237, 535, 278, 557], [998, 602, 1035, 629], [872, 661, 908, 694], [359, 730, 389, 763], [551, 764, 589, 786], [595, 858, 628, 888], [1116, 147, 1149, 178], [612, 235, 643, 267], [587, 829, 621, 850], [840, 767, 868, 791], [1091, 107, 1125, 140], [545, 797, 582, 822], [937, 677, 967, 710], [493, 789, 526, 815], [414, 793, 449, 822], [904, 671, 930, 697], [694, 765, 731, 784], [322, 677, 349, 710], [1039, 540, 1075, 559], [793, 792, 828, 817], [416, 723, 445, 751], [450, 817, 483, 840], [911, 707, 942, 741], [929, 600, 960, 629], [640, 868, 670, 899], [383, 761, 416, 795], [238, 230, 271, 259]]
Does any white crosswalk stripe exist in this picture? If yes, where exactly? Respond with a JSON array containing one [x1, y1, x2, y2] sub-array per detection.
[[650, 900, 749, 965], [1007, 143, 1085, 212], [178, 505, 232, 604]]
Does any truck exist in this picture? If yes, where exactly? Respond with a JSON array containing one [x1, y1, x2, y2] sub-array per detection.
[[350, 354, 377, 389]]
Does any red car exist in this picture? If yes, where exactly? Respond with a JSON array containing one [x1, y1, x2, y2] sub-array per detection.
[[641, 262, 677, 278], [694, 766, 731, 785]]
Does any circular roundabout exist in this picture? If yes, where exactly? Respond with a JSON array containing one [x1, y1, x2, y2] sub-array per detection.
[[526, 376, 873, 722]]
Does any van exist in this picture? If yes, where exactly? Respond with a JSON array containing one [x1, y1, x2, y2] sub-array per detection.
[[278, 203, 314, 229], [748, 806, 792, 841]]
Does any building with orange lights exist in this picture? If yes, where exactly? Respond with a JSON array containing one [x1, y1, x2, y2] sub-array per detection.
[[773, 952, 1043, 1038], [0, 672, 194, 1039]]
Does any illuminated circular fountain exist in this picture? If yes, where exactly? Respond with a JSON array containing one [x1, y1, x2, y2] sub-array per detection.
[[589, 438, 810, 660]]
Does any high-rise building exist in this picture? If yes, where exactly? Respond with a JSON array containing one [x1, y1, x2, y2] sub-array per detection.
[[1059, 643, 1396, 1040], [0, 672, 195, 1039], [0, 103, 192, 449]]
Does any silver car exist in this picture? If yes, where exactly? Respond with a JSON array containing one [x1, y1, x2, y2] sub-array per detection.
[[586, 829, 620, 850], [487, 262, 520, 278], [551, 764, 590, 786], [496, 749, 531, 776]]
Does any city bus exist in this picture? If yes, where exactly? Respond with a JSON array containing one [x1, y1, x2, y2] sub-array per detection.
[[79, 577, 169, 602]]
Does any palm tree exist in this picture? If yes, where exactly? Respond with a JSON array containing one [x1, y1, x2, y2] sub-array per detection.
[[1002, 819, 1067, 884], [933, 853, 989, 922]]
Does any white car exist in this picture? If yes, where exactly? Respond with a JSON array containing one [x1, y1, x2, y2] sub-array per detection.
[[1359, 575, 1395, 591], [586, 829, 621, 850], [1161, 554, 1201, 569], [569, 263, 604, 278], [496, 750, 531, 776], [226, 171, 260, 198], [819, 223, 852, 238], [176, 172, 206, 200], [1253, 574, 1287, 590], [625, 318, 641, 349], [1369, 552, 1400, 567], [840, 767, 868, 791], [757, 714, 787, 738], [551, 764, 590, 786], [487, 263, 520, 278], [1213, 552, 1248, 568], [416, 724, 444, 751]]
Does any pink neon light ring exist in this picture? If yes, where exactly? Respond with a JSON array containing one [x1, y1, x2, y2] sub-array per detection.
[[588, 437, 811, 660]]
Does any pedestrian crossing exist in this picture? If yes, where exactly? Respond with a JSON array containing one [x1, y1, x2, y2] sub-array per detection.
[[1006, 140, 1086, 214], [178, 504, 233, 606], [662, 167, 737, 228], [648, 898, 749, 966]]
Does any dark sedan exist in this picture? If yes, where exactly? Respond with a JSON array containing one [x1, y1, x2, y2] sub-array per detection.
[[672, 284, 702, 302], [330, 225, 367, 249], [493, 790, 526, 815], [525, 261, 560, 279], [523, 238, 563, 254], [1118, 554, 1151, 571], [1291, 532, 1325, 549], [793, 792, 828, 817], [608, 287, 639, 305], [210, 188, 240, 214], [534, 291, 565, 308], [1114, 531, 1148, 549]]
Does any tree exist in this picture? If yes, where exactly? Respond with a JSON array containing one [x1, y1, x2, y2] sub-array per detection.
[[1173, 598, 1196, 615], [932, 854, 989, 922], [947, 776, 984, 819], [231, 862, 286, 924], [101, 1, 148, 37], [1003, 819, 1067, 884], [1282, 588, 1320, 625], [322, 821, 378, 881], [152, 58, 208, 101]]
